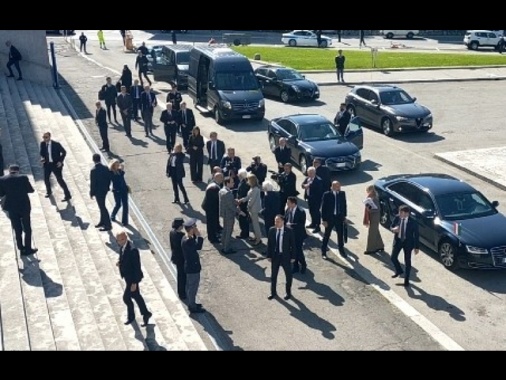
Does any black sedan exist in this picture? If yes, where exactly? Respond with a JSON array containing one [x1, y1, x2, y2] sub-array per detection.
[[345, 84, 433, 137], [255, 65, 320, 103], [375, 173, 506, 271], [267, 114, 363, 174]]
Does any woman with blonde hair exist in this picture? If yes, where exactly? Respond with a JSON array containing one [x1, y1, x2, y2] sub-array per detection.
[[166, 143, 190, 204], [238, 174, 262, 246], [363, 184, 384, 254], [109, 159, 129, 226], [260, 180, 280, 236]]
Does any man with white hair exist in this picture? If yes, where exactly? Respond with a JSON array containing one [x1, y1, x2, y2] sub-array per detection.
[[301, 166, 324, 233], [235, 168, 250, 239]]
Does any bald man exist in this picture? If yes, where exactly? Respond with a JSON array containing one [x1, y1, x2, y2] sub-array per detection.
[[116, 231, 152, 326]]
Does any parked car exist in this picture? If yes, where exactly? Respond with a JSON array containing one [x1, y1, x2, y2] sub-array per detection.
[[374, 173, 506, 271], [254, 65, 320, 103], [463, 30, 504, 50], [344, 84, 433, 137], [380, 30, 419, 39], [281, 30, 333, 48], [267, 113, 363, 174]]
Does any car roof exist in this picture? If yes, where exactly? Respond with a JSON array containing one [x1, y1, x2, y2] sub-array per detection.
[[280, 114, 331, 124], [257, 64, 295, 71], [353, 84, 401, 92], [379, 173, 476, 195], [162, 44, 193, 52]]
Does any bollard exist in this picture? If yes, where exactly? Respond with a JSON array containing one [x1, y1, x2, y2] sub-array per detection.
[[49, 41, 59, 89]]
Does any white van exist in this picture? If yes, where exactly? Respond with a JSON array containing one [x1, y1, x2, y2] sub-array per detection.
[[380, 30, 419, 39]]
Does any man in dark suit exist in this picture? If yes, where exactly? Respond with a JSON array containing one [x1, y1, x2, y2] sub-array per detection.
[[313, 158, 331, 194], [274, 137, 291, 174], [140, 85, 157, 137], [206, 131, 225, 175], [0, 164, 37, 255], [285, 196, 307, 274], [39, 132, 72, 201], [89, 153, 112, 231], [321, 180, 347, 258], [95, 101, 110, 151], [169, 218, 186, 300], [201, 172, 223, 244], [116, 85, 133, 137], [220, 147, 241, 178], [116, 231, 152, 326], [390, 204, 419, 287], [277, 163, 298, 215], [130, 79, 143, 121], [334, 103, 351, 136], [235, 169, 250, 239], [267, 214, 296, 300], [5, 41, 22, 80], [100, 77, 118, 123], [301, 166, 324, 233], [178, 101, 195, 150], [166, 83, 183, 111], [160, 102, 179, 153]]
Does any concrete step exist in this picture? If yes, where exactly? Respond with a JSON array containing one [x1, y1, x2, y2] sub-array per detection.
[[26, 80, 148, 350], [40, 84, 198, 350], [0, 75, 76, 350]]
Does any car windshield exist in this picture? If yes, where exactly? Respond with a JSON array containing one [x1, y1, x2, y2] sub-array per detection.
[[298, 122, 340, 142], [175, 51, 190, 65], [214, 71, 259, 91], [276, 69, 304, 81], [435, 191, 497, 220], [380, 90, 414, 105]]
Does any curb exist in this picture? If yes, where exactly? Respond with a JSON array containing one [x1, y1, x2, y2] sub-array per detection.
[[433, 154, 506, 192], [316, 76, 506, 86]]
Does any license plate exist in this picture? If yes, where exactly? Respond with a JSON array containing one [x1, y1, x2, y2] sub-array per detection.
[[242, 115, 252, 119], [336, 163, 346, 168]]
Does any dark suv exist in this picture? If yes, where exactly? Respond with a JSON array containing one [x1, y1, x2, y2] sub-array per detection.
[[344, 84, 433, 137]]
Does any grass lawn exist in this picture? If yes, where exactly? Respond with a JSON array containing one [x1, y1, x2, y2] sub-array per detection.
[[232, 46, 506, 70]]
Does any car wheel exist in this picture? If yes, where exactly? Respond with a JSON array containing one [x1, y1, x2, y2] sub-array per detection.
[[381, 117, 394, 137], [406, 32, 414, 39], [280, 90, 290, 103], [269, 134, 277, 151], [379, 201, 391, 228], [299, 155, 308, 175], [214, 107, 224, 125], [288, 39, 297, 47], [386, 33, 394, 39], [320, 40, 328, 48], [439, 240, 460, 271], [347, 104, 356, 117], [470, 41, 479, 50]]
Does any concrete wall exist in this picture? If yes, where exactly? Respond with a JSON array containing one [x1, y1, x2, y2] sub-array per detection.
[[0, 30, 53, 86]]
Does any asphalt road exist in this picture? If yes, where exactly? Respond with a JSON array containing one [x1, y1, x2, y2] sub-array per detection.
[[51, 31, 506, 350]]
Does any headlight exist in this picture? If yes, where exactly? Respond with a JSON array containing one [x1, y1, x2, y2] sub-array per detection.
[[395, 116, 409, 121], [466, 245, 489, 255], [291, 85, 301, 92], [221, 100, 232, 109], [258, 99, 265, 108]]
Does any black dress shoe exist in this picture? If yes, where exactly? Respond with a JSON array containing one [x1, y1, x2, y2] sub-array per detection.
[[364, 251, 375, 255], [339, 249, 347, 258], [124, 318, 135, 325], [179, 295, 187, 300], [21, 248, 38, 256], [172, 200, 180, 204], [62, 197, 72, 202], [141, 311, 152, 327], [17, 77, 23, 81], [94, 224, 104, 228], [189, 307, 206, 313], [391, 272, 403, 278], [403, 282, 410, 287], [322, 254, 328, 260], [45, 193, 52, 198], [267, 294, 278, 300], [6, 74, 14, 78], [99, 227, 112, 232], [312, 228, 321, 233], [284, 294, 292, 300]]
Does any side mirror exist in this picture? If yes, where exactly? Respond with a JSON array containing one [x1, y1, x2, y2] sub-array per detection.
[[492, 200, 499, 208], [287, 135, 297, 144], [413, 97, 417, 102], [208, 81, 215, 90]]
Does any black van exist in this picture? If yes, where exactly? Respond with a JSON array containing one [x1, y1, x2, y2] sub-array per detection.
[[152, 44, 192, 89], [187, 45, 265, 124]]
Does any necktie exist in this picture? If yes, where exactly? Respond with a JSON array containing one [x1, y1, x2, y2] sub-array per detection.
[[276, 229, 281, 254], [399, 218, 405, 240], [183, 110, 187, 124]]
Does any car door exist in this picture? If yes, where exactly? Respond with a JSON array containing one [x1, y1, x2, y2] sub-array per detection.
[[305, 31, 317, 47], [344, 116, 363, 150], [270, 118, 290, 148], [350, 88, 372, 124], [366, 90, 385, 129], [152, 48, 177, 82], [487, 32, 499, 47], [263, 69, 279, 97], [277, 119, 299, 161], [255, 68, 270, 95]]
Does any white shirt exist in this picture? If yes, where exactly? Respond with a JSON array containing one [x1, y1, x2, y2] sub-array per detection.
[[211, 141, 217, 160], [47, 141, 53, 163], [333, 191, 339, 214], [170, 155, 177, 167]]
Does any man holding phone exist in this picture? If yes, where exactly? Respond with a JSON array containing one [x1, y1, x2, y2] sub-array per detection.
[[181, 218, 206, 313]]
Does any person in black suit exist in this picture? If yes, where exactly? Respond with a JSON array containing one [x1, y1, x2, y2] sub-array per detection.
[[201, 172, 223, 244], [100, 77, 118, 124], [140, 85, 157, 137], [273, 137, 291, 174], [321, 180, 347, 259], [267, 214, 296, 300], [188, 126, 205, 182], [334, 103, 351, 136], [95, 101, 110, 151], [260, 181, 280, 237], [0, 164, 37, 255], [166, 83, 183, 112], [134, 50, 151, 86], [39, 132, 72, 201], [206, 131, 225, 175], [89, 153, 112, 231], [285, 196, 308, 274], [277, 163, 298, 215], [313, 158, 331, 194], [130, 79, 143, 121], [390, 204, 419, 287], [120, 64, 132, 92], [160, 102, 179, 153], [166, 143, 189, 204], [5, 41, 22, 80], [116, 85, 133, 137], [301, 166, 324, 233], [220, 147, 242, 178], [235, 169, 250, 239], [115, 231, 152, 326], [179, 101, 195, 150], [246, 156, 267, 186], [169, 217, 186, 300]]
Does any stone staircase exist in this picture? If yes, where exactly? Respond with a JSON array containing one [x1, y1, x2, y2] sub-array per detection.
[[0, 76, 208, 350]]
